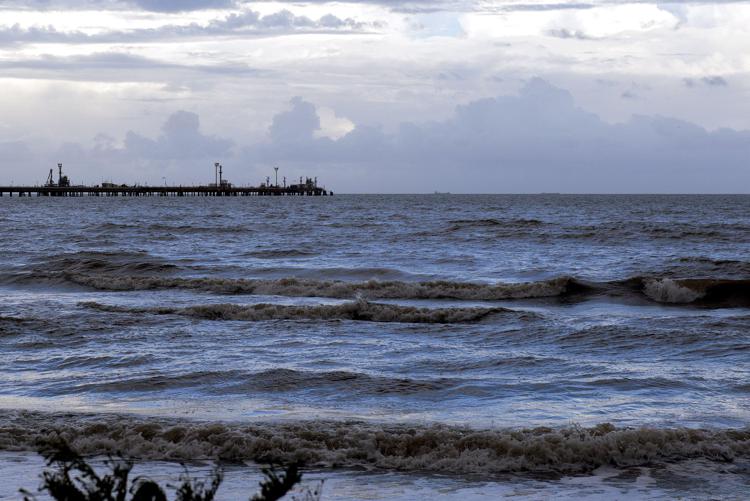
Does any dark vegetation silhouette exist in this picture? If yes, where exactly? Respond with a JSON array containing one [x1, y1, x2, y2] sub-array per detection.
[[20, 437, 321, 501]]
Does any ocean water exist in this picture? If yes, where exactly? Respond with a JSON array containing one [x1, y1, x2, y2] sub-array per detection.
[[0, 194, 748, 499]]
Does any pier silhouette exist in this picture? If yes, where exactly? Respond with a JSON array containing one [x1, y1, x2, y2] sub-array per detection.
[[0, 164, 331, 197]]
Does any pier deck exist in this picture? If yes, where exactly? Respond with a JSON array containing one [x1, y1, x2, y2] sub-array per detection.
[[0, 186, 330, 197]]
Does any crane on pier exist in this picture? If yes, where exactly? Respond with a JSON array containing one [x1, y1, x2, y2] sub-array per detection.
[[44, 163, 70, 187]]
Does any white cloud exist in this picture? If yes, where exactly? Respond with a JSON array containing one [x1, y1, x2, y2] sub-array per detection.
[[315, 107, 356, 140]]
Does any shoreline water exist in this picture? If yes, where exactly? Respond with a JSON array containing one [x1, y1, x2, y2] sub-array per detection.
[[1, 410, 749, 475], [1, 195, 748, 498]]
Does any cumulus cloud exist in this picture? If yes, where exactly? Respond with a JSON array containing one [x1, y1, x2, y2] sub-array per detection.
[[268, 97, 322, 145], [123, 110, 233, 160]]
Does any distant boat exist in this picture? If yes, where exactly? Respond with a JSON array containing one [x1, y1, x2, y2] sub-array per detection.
[[433, 191, 451, 195]]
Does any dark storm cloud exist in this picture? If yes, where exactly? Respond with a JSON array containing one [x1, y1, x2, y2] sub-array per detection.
[[247, 79, 750, 192], [494, 3, 595, 11], [129, 0, 234, 12]]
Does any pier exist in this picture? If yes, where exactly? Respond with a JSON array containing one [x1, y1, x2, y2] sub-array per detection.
[[0, 163, 331, 197], [0, 186, 330, 197]]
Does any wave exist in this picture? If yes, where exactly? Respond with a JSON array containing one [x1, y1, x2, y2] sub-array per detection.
[[52, 275, 579, 300], [27, 251, 178, 276], [70, 368, 456, 395], [92, 222, 251, 234], [560, 222, 750, 243], [0, 411, 747, 475], [441, 219, 749, 243], [642, 278, 705, 304], [449, 218, 544, 227], [146, 223, 250, 234], [266, 267, 419, 281], [80, 299, 514, 324], [635, 277, 750, 306], [448, 218, 543, 230], [4, 254, 748, 307], [245, 249, 318, 259], [670, 257, 750, 278]]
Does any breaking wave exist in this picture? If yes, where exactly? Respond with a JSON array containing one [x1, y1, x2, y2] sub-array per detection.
[[52, 275, 579, 300], [80, 299, 513, 324], [642, 278, 705, 304], [0, 411, 748, 475], [3, 253, 748, 307], [633, 277, 750, 306]]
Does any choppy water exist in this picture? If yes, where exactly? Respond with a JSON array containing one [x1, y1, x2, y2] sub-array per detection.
[[1, 195, 749, 499]]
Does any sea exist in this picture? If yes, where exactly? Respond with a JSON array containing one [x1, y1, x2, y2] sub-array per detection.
[[0, 194, 748, 500]]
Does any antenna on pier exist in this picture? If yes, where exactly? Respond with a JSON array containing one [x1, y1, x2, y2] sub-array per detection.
[[214, 162, 219, 187], [283, 176, 286, 188], [219, 164, 223, 187], [274, 167, 279, 187]]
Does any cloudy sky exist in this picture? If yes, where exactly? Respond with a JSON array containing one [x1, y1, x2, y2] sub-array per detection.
[[0, 0, 748, 192]]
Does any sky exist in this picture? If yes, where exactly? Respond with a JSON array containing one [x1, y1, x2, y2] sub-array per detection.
[[0, 0, 748, 193]]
